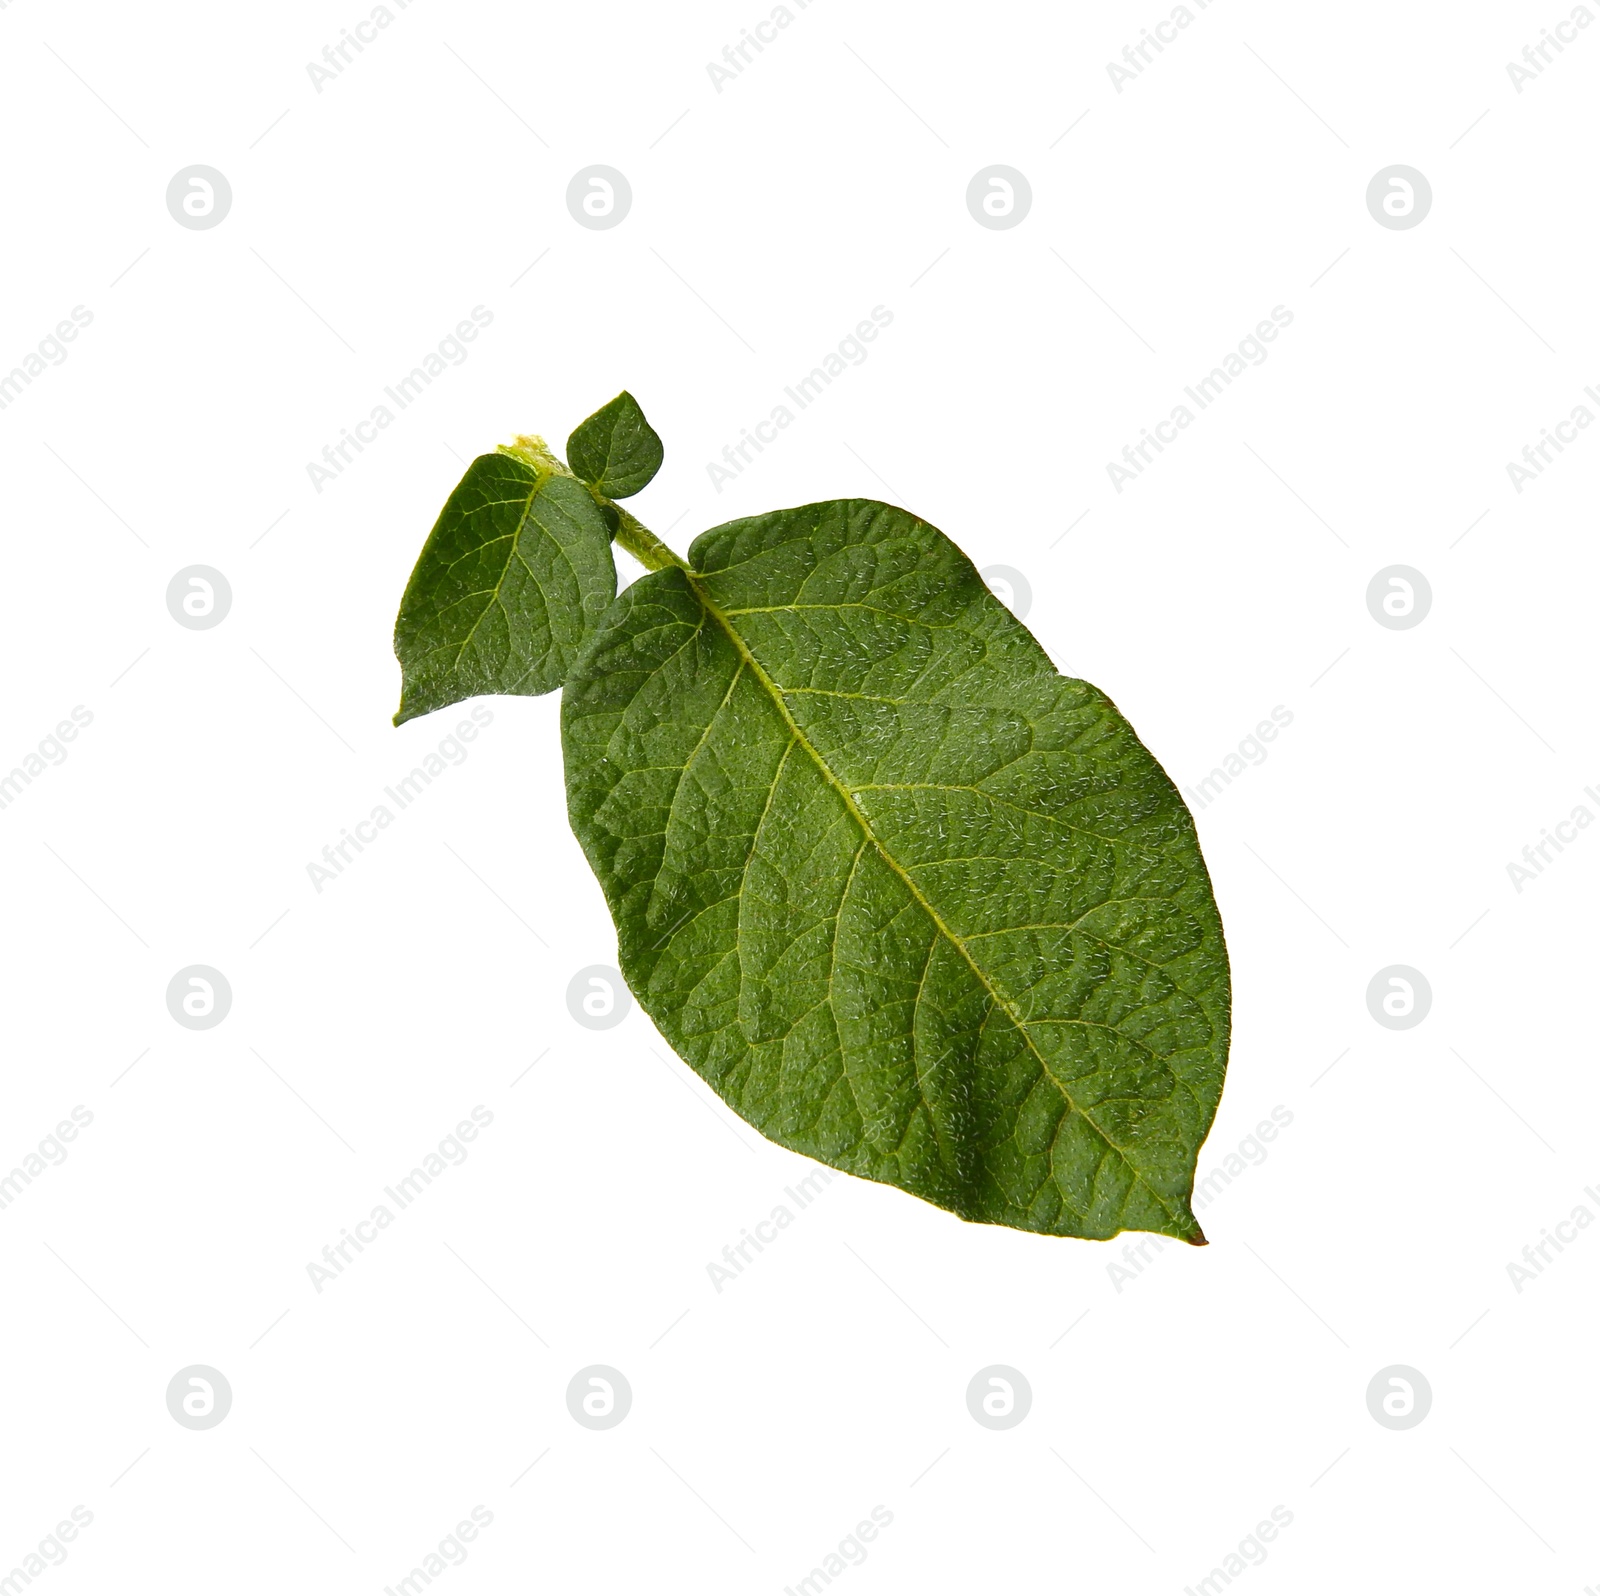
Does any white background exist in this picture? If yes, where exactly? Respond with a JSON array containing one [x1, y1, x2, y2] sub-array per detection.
[[2, 1, 1597, 1591]]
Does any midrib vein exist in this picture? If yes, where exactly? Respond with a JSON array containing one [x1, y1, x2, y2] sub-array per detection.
[[452, 478, 543, 666], [685, 571, 1195, 1238]]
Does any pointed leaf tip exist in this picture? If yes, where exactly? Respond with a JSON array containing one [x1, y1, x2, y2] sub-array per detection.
[[566, 391, 664, 499], [392, 452, 617, 722], [560, 497, 1231, 1243]]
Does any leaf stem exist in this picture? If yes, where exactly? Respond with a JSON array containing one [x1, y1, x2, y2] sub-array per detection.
[[502, 428, 689, 573], [611, 507, 689, 573], [499, 433, 569, 476]]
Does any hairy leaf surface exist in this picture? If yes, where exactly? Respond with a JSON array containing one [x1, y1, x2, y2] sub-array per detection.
[[562, 499, 1230, 1241], [566, 391, 664, 499], [393, 452, 616, 725]]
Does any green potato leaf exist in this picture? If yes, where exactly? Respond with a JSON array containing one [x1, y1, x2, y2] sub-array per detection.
[[562, 498, 1230, 1242], [565, 391, 664, 499], [390, 395, 1231, 1242], [392, 447, 618, 726]]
